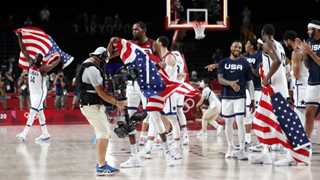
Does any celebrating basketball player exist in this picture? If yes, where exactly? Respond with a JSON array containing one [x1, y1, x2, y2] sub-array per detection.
[[15, 31, 60, 142], [217, 40, 254, 160], [303, 20, 320, 139]]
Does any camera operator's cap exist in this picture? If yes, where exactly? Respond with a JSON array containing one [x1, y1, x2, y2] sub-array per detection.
[[89, 47, 106, 56]]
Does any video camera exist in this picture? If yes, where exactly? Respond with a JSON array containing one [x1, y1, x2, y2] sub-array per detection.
[[114, 111, 147, 138], [104, 65, 143, 138]]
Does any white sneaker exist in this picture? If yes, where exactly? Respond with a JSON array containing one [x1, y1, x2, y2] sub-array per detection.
[[233, 145, 240, 151], [216, 126, 224, 136], [182, 135, 189, 146], [165, 151, 181, 167], [249, 144, 263, 152], [274, 157, 297, 166], [16, 132, 26, 142], [171, 147, 183, 160], [234, 150, 248, 161], [271, 144, 281, 151], [197, 131, 208, 137], [35, 134, 50, 142], [225, 146, 236, 159], [120, 156, 143, 168], [139, 149, 152, 159], [249, 153, 273, 164]]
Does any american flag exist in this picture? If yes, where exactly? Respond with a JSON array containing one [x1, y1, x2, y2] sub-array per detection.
[[15, 27, 74, 69], [115, 38, 198, 111], [252, 85, 311, 164]]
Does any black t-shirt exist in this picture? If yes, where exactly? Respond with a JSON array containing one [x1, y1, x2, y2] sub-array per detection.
[[218, 57, 252, 99]]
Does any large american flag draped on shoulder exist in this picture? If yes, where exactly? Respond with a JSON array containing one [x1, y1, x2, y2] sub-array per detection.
[[252, 85, 311, 164], [115, 38, 199, 111], [15, 27, 74, 69]]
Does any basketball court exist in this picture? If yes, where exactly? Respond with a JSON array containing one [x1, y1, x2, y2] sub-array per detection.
[[1, 0, 320, 179], [1, 125, 320, 180]]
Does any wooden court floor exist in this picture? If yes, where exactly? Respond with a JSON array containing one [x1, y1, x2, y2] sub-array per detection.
[[0, 125, 319, 180]]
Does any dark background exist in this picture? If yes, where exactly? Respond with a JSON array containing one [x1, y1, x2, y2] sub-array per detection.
[[0, 0, 319, 81]]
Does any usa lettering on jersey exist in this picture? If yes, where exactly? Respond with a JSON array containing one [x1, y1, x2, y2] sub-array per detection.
[[224, 64, 243, 71], [312, 44, 320, 51]]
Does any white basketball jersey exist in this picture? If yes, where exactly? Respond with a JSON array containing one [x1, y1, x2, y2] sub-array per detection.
[[28, 66, 47, 94], [171, 50, 186, 82], [262, 40, 289, 98]]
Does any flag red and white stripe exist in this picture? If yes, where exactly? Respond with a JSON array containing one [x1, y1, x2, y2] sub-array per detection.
[[15, 27, 54, 69], [252, 86, 311, 164], [116, 38, 199, 111], [15, 26, 74, 70]]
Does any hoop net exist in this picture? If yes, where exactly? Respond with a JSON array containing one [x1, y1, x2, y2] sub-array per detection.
[[192, 21, 207, 40]]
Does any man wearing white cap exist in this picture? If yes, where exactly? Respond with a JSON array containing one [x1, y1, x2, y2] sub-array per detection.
[[78, 47, 126, 176], [303, 20, 320, 138]]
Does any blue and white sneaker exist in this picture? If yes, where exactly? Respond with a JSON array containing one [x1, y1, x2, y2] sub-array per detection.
[[96, 162, 119, 176]]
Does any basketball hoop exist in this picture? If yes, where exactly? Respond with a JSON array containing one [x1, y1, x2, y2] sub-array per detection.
[[192, 21, 207, 40]]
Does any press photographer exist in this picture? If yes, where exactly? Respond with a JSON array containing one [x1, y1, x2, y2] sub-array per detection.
[[77, 46, 126, 175]]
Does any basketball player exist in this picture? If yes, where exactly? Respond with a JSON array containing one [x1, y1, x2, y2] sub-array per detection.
[[283, 30, 308, 127], [107, 37, 182, 167], [130, 21, 155, 146], [156, 36, 183, 159], [250, 24, 290, 165], [171, 48, 190, 145], [196, 79, 223, 137], [244, 38, 262, 145], [217, 40, 255, 160], [120, 21, 155, 168], [303, 20, 320, 139], [139, 36, 184, 160], [15, 31, 60, 142], [171, 29, 190, 145]]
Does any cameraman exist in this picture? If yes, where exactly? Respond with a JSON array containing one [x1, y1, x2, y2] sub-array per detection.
[[78, 47, 126, 176], [18, 71, 30, 110], [54, 71, 66, 110]]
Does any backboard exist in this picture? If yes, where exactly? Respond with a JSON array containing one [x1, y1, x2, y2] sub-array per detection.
[[165, 0, 229, 30]]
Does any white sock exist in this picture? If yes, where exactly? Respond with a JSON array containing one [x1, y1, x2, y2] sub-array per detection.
[[144, 140, 153, 153], [245, 133, 251, 144], [162, 141, 170, 153], [38, 110, 49, 135], [174, 139, 181, 151], [130, 144, 138, 156]]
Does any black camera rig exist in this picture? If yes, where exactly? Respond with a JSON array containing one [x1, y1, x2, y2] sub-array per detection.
[[104, 65, 146, 138]]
